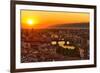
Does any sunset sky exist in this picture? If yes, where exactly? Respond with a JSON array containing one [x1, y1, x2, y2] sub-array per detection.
[[21, 10, 90, 29]]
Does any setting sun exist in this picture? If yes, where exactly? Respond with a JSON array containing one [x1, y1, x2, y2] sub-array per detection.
[[27, 19, 34, 26]]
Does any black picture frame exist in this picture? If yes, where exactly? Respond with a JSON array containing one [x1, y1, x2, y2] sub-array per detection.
[[11, 0, 96, 73]]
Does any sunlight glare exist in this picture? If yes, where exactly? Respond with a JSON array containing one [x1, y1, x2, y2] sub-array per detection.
[[27, 19, 34, 26]]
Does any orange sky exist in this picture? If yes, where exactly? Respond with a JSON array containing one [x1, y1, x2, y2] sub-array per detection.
[[21, 10, 90, 29]]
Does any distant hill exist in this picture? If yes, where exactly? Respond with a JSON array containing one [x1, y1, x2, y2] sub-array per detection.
[[50, 23, 89, 29]]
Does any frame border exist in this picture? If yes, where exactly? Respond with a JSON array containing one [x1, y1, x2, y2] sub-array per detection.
[[10, 0, 97, 73]]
